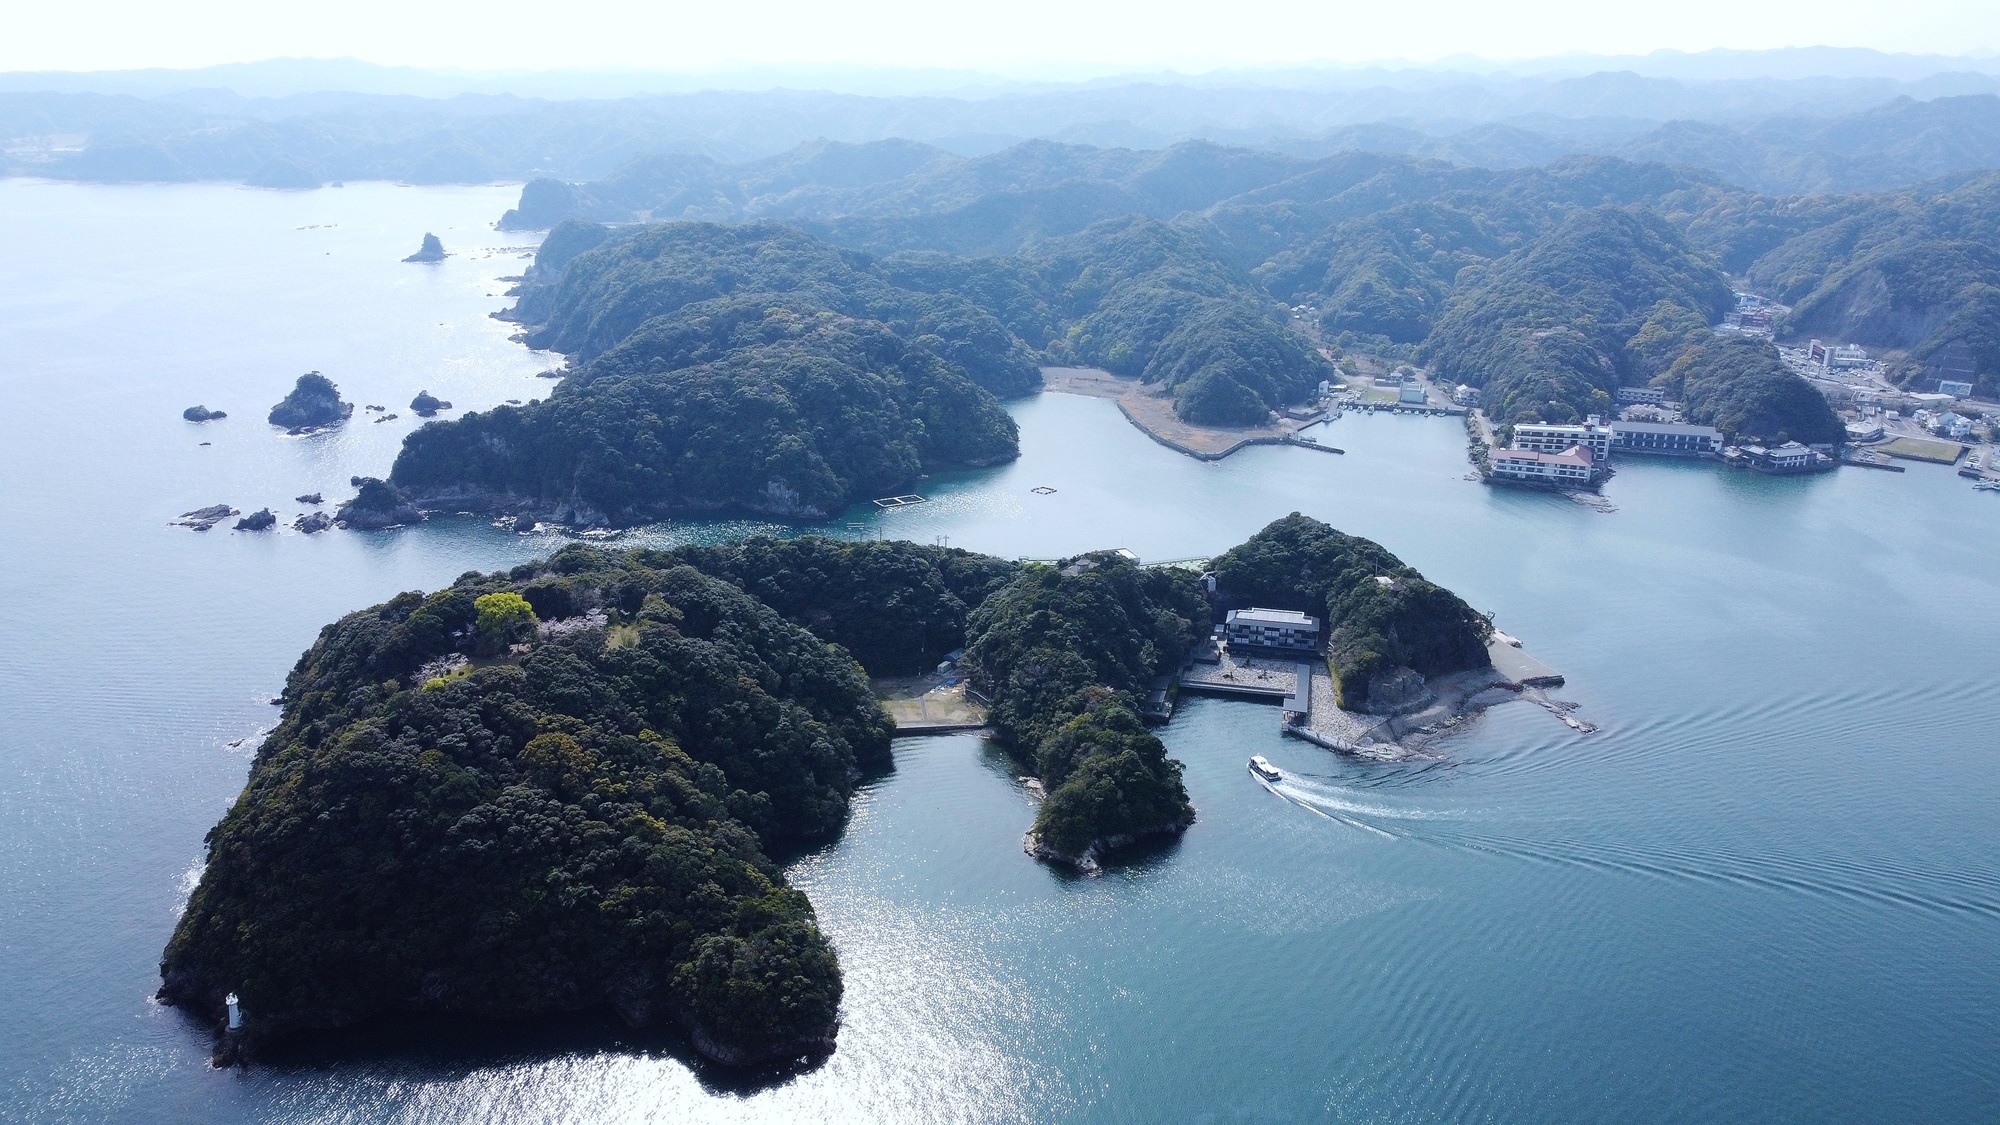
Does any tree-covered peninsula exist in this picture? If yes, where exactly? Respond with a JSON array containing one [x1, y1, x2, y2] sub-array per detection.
[[161, 519, 1501, 1058], [390, 304, 1019, 523], [1212, 514, 1492, 713], [962, 552, 1209, 867], [161, 545, 893, 1067], [375, 222, 1040, 525]]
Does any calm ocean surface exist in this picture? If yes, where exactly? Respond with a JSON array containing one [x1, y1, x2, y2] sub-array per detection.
[[2, 180, 1997, 1123]]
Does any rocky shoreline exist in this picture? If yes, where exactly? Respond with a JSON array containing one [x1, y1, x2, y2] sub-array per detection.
[[1280, 638, 1591, 762], [1022, 808, 1196, 874], [156, 973, 832, 1071]]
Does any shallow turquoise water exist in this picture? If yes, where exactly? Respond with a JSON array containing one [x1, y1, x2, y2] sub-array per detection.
[[2, 181, 1997, 1123]]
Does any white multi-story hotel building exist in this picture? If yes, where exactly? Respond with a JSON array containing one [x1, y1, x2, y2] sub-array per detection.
[[1512, 420, 1612, 463]]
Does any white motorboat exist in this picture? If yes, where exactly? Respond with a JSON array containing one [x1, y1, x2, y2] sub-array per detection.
[[1249, 755, 1282, 782]]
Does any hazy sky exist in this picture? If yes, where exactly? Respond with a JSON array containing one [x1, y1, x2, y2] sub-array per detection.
[[6, 0, 1997, 74]]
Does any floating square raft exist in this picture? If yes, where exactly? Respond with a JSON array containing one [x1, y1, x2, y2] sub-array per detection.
[[872, 495, 929, 508]]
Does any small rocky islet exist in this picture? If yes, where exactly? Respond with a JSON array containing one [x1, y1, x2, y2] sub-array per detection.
[[401, 233, 446, 263], [409, 390, 451, 417], [173, 505, 238, 531], [267, 372, 352, 432]]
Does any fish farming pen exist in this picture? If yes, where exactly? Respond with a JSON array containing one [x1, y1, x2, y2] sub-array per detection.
[[1031, 486, 1058, 495], [872, 494, 929, 508]]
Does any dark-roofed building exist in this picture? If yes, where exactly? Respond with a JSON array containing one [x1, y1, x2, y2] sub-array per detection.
[[1225, 607, 1320, 653], [1612, 420, 1723, 457]]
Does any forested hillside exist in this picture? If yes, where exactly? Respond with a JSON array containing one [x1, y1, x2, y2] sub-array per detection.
[[396, 125, 2000, 509], [1747, 172, 2000, 397], [1420, 207, 1735, 422], [162, 546, 891, 1067], [659, 537, 1020, 676], [161, 522, 1507, 1058], [497, 214, 1326, 430], [392, 302, 1021, 523], [962, 552, 1210, 867], [1212, 515, 1491, 713], [493, 143, 1945, 434]]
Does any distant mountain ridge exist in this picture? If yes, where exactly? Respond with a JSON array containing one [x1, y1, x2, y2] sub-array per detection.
[[9, 74, 2000, 195]]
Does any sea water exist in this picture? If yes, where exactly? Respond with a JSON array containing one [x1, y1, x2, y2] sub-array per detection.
[[1, 180, 1996, 1123]]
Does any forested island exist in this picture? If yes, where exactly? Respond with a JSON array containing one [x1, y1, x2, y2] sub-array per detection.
[[162, 517, 1491, 1060], [268, 372, 351, 432]]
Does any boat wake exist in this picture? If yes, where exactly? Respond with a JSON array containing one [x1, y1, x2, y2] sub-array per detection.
[[1256, 774, 1469, 839]]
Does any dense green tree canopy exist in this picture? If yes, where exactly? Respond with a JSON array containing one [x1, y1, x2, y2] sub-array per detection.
[[1212, 514, 1491, 712], [962, 553, 1209, 863], [658, 536, 1019, 677], [1422, 207, 1736, 423], [390, 308, 1019, 524], [161, 545, 899, 1066], [1668, 336, 1845, 444]]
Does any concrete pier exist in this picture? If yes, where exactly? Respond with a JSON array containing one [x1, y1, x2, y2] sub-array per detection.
[[1178, 650, 1299, 700], [1485, 639, 1565, 687]]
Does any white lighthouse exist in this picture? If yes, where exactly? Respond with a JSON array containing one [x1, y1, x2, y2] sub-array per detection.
[[225, 993, 242, 1031]]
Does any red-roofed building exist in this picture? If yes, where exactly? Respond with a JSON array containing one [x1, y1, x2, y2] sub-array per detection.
[[1490, 445, 1595, 484]]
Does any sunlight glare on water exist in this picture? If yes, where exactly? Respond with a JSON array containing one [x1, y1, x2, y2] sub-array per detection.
[[0, 182, 1996, 1123]]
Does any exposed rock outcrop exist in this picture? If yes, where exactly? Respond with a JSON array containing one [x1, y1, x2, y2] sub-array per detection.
[[233, 508, 277, 531], [293, 511, 334, 533], [295, 493, 323, 505], [409, 390, 452, 417], [1023, 808, 1196, 874], [334, 477, 425, 530], [1359, 665, 1437, 715], [402, 233, 446, 263], [182, 405, 226, 422], [268, 373, 352, 431], [175, 505, 238, 531]]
